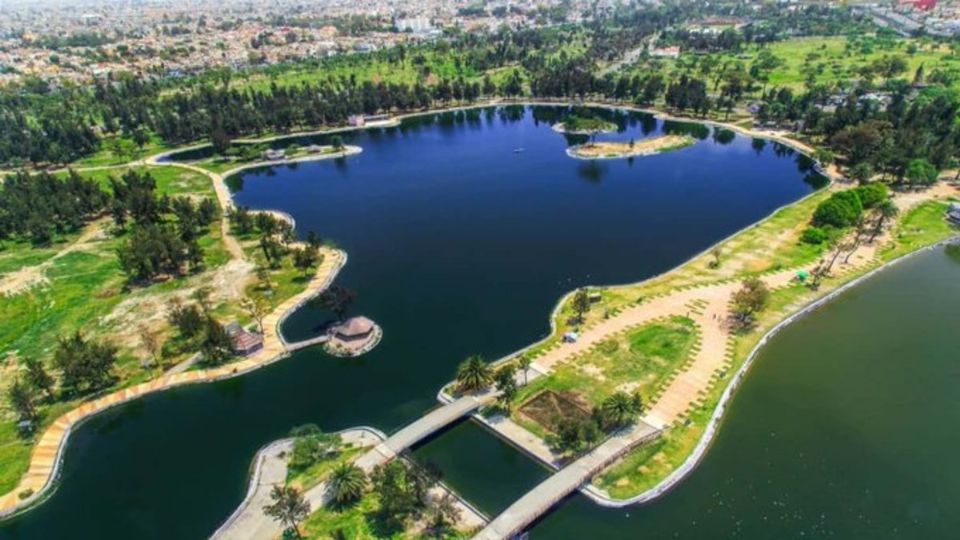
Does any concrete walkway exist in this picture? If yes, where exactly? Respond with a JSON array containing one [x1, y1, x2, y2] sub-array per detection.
[[213, 393, 495, 540], [473, 419, 660, 540], [213, 429, 382, 540]]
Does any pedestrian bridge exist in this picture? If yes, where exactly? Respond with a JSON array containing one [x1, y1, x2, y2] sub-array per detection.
[[352, 392, 496, 472], [473, 419, 661, 540]]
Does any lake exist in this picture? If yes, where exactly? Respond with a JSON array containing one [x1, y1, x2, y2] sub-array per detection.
[[0, 105, 827, 538]]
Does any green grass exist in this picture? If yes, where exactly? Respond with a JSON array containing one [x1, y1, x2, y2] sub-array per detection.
[[881, 200, 958, 261], [515, 317, 698, 417], [301, 490, 467, 540], [0, 163, 233, 495], [71, 134, 177, 168], [58, 165, 216, 198], [288, 447, 364, 492]]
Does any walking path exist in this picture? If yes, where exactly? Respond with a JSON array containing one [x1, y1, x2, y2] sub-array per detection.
[[213, 428, 383, 540], [213, 394, 495, 540], [0, 151, 354, 518], [469, 181, 959, 538], [474, 419, 660, 540]]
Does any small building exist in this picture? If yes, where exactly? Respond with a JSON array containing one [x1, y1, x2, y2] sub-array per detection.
[[305, 144, 325, 154], [331, 316, 375, 341], [225, 321, 264, 356], [650, 46, 681, 59], [262, 148, 286, 160], [947, 203, 960, 225], [348, 114, 366, 127]]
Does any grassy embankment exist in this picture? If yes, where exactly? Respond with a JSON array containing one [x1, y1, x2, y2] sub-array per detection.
[[0, 165, 235, 495], [496, 184, 957, 500]]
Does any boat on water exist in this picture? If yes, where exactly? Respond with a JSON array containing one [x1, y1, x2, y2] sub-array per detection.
[[513, 147, 525, 153]]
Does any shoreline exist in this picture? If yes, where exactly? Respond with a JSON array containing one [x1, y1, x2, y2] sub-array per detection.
[[0, 100, 922, 523]]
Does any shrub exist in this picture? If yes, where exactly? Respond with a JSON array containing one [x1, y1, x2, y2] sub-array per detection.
[[812, 189, 863, 228], [853, 182, 888, 209], [801, 226, 829, 244]]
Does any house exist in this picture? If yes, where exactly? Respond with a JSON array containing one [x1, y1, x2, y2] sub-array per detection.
[[224, 321, 264, 356], [650, 46, 681, 59], [947, 203, 960, 225], [330, 316, 375, 342], [262, 148, 285, 160], [348, 114, 366, 127]]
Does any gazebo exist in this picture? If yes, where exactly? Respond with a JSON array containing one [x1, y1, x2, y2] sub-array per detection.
[[332, 316, 375, 341]]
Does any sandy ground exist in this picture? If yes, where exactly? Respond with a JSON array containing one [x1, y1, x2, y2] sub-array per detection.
[[569, 135, 692, 159], [0, 220, 107, 296]]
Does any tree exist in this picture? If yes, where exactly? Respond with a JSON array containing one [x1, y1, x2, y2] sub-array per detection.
[[730, 277, 770, 331], [292, 246, 318, 277], [211, 127, 232, 155], [494, 364, 518, 412], [167, 298, 205, 339], [200, 317, 233, 365], [370, 461, 430, 532], [598, 391, 643, 430], [256, 264, 273, 291], [425, 493, 462, 538], [904, 158, 938, 186], [137, 324, 163, 369], [23, 357, 55, 400], [289, 424, 341, 471], [241, 295, 270, 333], [552, 416, 601, 454], [330, 135, 345, 151], [263, 485, 310, 539], [572, 288, 591, 323], [328, 463, 367, 506], [517, 355, 532, 386], [813, 190, 864, 228], [870, 199, 899, 242], [314, 285, 357, 321], [7, 378, 37, 422], [456, 355, 493, 392], [53, 332, 118, 395]]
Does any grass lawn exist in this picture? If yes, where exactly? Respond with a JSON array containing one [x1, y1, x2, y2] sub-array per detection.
[[0, 164, 234, 495], [514, 316, 699, 438], [301, 490, 467, 540], [591, 192, 958, 500], [881, 200, 958, 261], [287, 447, 365, 492], [71, 134, 178, 168]]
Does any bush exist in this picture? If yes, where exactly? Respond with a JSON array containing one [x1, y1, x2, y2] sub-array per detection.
[[812, 189, 863, 228], [801, 226, 829, 244], [853, 182, 888, 209]]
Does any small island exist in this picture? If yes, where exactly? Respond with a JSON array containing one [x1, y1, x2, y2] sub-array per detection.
[[552, 114, 618, 135], [567, 134, 695, 160], [324, 315, 383, 357]]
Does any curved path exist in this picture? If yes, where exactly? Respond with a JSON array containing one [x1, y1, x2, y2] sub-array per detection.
[[0, 149, 360, 518], [470, 182, 959, 538], [212, 428, 384, 540]]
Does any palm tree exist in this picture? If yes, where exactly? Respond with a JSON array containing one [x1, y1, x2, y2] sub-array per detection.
[[456, 355, 493, 392], [870, 199, 899, 242], [263, 485, 310, 538], [328, 463, 367, 506], [599, 392, 643, 430], [517, 355, 532, 386]]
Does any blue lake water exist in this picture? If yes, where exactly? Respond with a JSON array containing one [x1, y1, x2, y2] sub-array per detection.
[[0, 106, 825, 539]]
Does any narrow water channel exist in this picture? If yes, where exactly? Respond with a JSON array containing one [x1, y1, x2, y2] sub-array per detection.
[[0, 106, 822, 539]]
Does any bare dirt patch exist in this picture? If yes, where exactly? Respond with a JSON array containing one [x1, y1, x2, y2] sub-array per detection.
[[517, 389, 592, 434]]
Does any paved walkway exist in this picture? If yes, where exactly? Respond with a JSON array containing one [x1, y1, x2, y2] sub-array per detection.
[[469, 181, 958, 536], [213, 393, 494, 540], [473, 420, 660, 540], [0, 155, 348, 517], [213, 429, 382, 540]]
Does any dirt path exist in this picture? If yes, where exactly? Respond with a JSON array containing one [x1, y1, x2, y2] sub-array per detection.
[[0, 220, 107, 296], [528, 182, 957, 431]]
